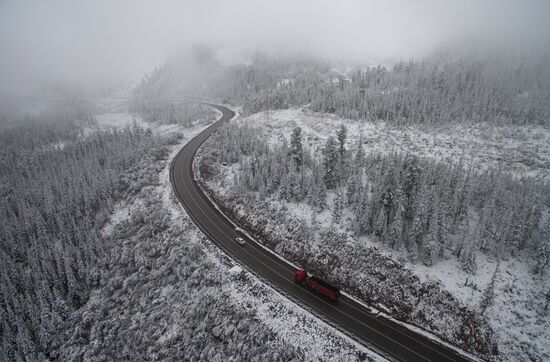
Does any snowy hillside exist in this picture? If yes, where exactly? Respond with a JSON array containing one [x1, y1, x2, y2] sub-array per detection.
[[0, 100, 383, 361], [196, 108, 550, 360]]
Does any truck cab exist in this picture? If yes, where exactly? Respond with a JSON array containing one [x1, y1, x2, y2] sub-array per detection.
[[295, 269, 308, 283]]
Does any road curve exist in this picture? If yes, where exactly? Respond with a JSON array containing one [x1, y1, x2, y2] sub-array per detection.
[[170, 104, 471, 362]]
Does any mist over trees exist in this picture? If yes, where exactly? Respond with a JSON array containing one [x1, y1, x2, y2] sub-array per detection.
[[130, 98, 215, 126], [309, 51, 550, 126], [137, 48, 550, 127]]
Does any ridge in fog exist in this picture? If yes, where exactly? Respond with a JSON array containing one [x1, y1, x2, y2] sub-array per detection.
[[0, 0, 549, 94]]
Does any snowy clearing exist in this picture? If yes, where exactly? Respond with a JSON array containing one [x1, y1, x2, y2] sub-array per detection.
[[240, 108, 550, 182]]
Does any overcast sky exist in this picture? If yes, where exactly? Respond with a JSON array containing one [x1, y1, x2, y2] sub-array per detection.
[[0, 0, 549, 93]]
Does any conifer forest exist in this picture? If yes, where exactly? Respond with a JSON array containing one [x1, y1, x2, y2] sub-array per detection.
[[1, 1, 549, 361]]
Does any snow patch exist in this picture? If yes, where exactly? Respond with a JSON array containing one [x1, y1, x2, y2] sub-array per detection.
[[228, 265, 243, 274]]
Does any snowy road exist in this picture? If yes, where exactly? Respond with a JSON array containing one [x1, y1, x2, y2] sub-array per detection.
[[170, 103, 472, 362]]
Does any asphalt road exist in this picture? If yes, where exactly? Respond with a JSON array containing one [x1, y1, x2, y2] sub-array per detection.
[[170, 104, 471, 362]]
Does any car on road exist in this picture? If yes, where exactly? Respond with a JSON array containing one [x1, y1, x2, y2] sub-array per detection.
[[235, 237, 246, 245]]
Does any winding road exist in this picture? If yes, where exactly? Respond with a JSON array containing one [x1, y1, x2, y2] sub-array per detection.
[[170, 104, 471, 362]]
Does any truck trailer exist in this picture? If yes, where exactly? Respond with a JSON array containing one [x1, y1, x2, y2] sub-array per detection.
[[294, 269, 341, 301]]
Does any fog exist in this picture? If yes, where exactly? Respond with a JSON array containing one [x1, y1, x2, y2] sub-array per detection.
[[1, 0, 549, 94]]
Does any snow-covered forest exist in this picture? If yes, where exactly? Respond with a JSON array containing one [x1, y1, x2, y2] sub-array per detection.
[[2, 46, 549, 360], [161, 49, 550, 360], [197, 115, 550, 359], [2, 102, 341, 360], [204, 123, 549, 273], [2, 0, 550, 360], [136, 48, 550, 278]]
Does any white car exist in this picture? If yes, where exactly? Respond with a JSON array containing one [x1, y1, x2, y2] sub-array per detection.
[[235, 237, 246, 245]]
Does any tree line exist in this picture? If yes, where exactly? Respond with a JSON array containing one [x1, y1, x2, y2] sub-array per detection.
[[136, 49, 550, 127]]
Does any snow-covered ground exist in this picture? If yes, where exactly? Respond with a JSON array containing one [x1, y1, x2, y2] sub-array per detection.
[[93, 112, 143, 130], [88, 108, 217, 137], [240, 107, 550, 182], [96, 104, 384, 361], [81, 112, 146, 137], [381, 240, 549, 359], [224, 267, 386, 362], [218, 108, 550, 360]]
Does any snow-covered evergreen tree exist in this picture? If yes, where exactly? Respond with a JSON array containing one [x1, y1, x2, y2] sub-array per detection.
[[290, 126, 304, 168], [322, 136, 339, 189], [336, 124, 347, 159]]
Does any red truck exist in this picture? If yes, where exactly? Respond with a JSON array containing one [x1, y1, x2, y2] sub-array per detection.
[[295, 269, 341, 301]]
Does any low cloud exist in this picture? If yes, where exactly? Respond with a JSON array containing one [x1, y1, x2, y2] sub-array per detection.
[[0, 0, 548, 93]]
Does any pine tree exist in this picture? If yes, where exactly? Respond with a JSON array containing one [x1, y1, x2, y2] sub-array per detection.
[[480, 261, 499, 315], [336, 124, 347, 159], [402, 156, 420, 220], [290, 126, 304, 168], [388, 201, 404, 250], [322, 136, 339, 189], [332, 188, 344, 225], [457, 212, 478, 274], [374, 207, 388, 241], [279, 173, 291, 201], [409, 184, 431, 255], [436, 206, 447, 259], [346, 174, 361, 206], [352, 135, 365, 173], [309, 168, 327, 211], [310, 210, 319, 241], [506, 208, 525, 256], [422, 208, 440, 266]]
